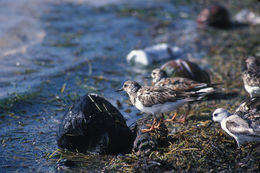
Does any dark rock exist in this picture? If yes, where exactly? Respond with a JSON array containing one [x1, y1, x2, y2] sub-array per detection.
[[133, 116, 169, 156], [57, 93, 135, 154], [55, 159, 76, 170], [133, 158, 173, 173]]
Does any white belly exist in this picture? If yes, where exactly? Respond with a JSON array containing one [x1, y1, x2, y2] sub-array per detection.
[[135, 98, 187, 115], [245, 84, 260, 97]]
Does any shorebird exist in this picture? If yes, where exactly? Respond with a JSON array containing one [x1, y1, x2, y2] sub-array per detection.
[[235, 97, 260, 116], [151, 68, 214, 91], [157, 59, 211, 84], [117, 80, 215, 132], [150, 68, 217, 122], [211, 108, 260, 147], [197, 4, 231, 29], [242, 56, 260, 98]]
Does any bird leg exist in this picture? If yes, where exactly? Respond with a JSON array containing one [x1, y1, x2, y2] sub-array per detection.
[[141, 118, 158, 133], [142, 115, 164, 133], [165, 110, 179, 122], [154, 116, 164, 128], [176, 104, 191, 123]]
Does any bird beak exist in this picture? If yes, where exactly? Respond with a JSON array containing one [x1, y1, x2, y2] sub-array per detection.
[[115, 87, 123, 92], [206, 120, 214, 128]]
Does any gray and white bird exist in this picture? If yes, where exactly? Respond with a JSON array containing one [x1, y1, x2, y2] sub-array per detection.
[[242, 56, 260, 98], [211, 108, 260, 147], [117, 80, 216, 132]]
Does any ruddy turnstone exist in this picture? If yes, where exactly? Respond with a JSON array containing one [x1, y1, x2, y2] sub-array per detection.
[[235, 97, 260, 116], [242, 56, 260, 98], [157, 59, 211, 84], [211, 108, 260, 147], [151, 68, 215, 91], [117, 80, 215, 132], [151, 68, 217, 122]]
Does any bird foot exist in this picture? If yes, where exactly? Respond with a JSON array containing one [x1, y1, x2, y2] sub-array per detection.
[[141, 125, 161, 133], [165, 118, 176, 122], [164, 112, 178, 122], [141, 128, 156, 133], [142, 119, 162, 133], [176, 116, 186, 123]]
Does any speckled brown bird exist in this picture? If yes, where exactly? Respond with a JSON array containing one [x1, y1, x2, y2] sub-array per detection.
[[117, 80, 216, 132], [151, 68, 211, 90], [236, 97, 260, 116], [150, 68, 217, 123], [242, 56, 260, 98]]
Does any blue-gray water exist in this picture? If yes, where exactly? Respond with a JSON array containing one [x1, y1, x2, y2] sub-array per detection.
[[0, 0, 209, 172]]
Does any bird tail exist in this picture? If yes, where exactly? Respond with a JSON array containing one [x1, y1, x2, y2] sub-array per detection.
[[187, 82, 221, 95], [181, 83, 222, 102]]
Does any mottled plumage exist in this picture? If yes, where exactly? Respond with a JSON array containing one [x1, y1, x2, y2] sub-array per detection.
[[242, 56, 260, 97], [151, 68, 213, 92], [212, 108, 260, 147], [151, 68, 217, 124], [118, 80, 216, 118], [137, 86, 186, 107], [118, 80, 218, 132], [118, 80, 202, 116], [235, 97, 260, 116]]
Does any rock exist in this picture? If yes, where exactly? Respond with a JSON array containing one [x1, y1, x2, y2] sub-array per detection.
[[126, 43, 182, 66], [133, 116, 168, 156], [234, 9, 260, 25], [55, 159, 76, 170], [57, 93, 135, 154]]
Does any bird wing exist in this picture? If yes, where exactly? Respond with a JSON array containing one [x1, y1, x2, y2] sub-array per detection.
[[244, 112, 260, 133], [236, 97, 260, 113], [226, 116, 260, 137], [155, 77, 202, 91], [185, 60, 211, 83], [243, 70, 260, 86], [137, 86, 186, 107]]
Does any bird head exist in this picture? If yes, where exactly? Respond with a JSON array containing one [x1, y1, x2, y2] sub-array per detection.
[[212, 108, 231, 123], [151, 68, 167, 84], [245, 56, 258, 70], [116, 80, 141, 95]]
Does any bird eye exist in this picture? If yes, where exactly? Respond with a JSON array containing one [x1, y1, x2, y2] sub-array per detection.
[[124, 84, 128, 88], [213, 113, 217, 117]]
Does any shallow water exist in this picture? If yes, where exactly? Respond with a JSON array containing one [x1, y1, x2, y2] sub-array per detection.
[[0, 0, 252, 172]]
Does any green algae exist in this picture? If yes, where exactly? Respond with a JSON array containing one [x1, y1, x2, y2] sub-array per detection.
[[0, 90, 40, 113], [15, 69, 39, 75]]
